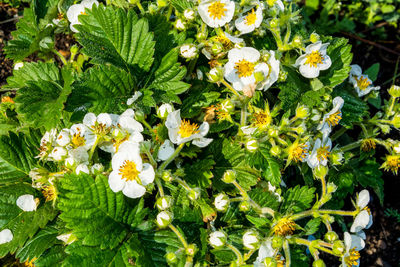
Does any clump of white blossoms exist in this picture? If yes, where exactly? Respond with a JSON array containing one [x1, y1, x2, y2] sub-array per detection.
[[235, 5, 263, 34], [165, 110, 212, 147], [295, 41, 332, 78], [108, 141, 155, 198], [349, 64, 380, 97], [16, 194, 38, 212], [318, 96, 344, 139], [198, 0, 235, 28], [66, 0, 99, 32]]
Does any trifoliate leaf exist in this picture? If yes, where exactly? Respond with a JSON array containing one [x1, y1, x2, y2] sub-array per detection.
[[280, 185, 315, 214]]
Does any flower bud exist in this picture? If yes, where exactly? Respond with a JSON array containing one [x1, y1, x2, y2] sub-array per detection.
[[332, 240, 345, 256], [186, 243, 197, 256], [211, 43, 224, 55], [330, 151, 343, 165], [263, 257, 277, 267], [180, 44, 197, 59], [326, 182, 337, 194], [242, 230, 260, 250], [246, 138, 259, 152], [161, 170, 173, 182], [220, 99, 234, 113], [313, 165, 328, 179], [91, 163, 104, 175], [268, 128, 279, 137], [269, 18, 278, 28], [278, 70, 287, 82], [165, 252, 178, 264], [75, 164, 90, 175], [157, 103, 174, 119], [271, 236, 283, 249], [188, 188, 201, 201], [209, 231, 227, 248], [134, 110, 145, 122], [222, 170, 236, 183], [312, 259, 326, 267], [174, 19, 186, 30], [214, 193, 230, 212], [207, 67, 224, 83], [239, 200, 251, 212], [292, 35, 302, 48], [295, 105, 309, 119], [14, 62, 24, 70], [324, 231, 339, 243], [270, 146, 281, 157], [65, 157, 76, 169], [310, 32, 320, 43], [156, 211, 173, 228], [388, 85, 400, 98], [196, 32, 207, 42], [156, 196, 172, 210], [183, 9, 195, 20], [157, 0, 168, 7]]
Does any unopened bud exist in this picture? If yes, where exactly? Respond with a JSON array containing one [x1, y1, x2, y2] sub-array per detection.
[[242, 230, 260, 250], [324, 231, 339, 243], [313, 259, 326, 267], [292, 35, 302, 47], [220, 99, 234, 112], [263, 257, 277, 267], [91, 163, 104, 174], [157, 103, 174, 119], [239, 200, 251, 212], [156, 211, 173, 228], [209, 231, 227, 248], [278, 70, 287, 82], [156, 196, 172, 210], [207, 67, 224, 83], [211, 43, 223, 55], [183, 9, 195, 20], [270, 145, 281, 157], [175, 19, 186, 30], [214, 193, 230, 212], [296, 105, 309, 119], [157, 0, 168, 7], [246, 138, 259, 152], [196, 32, 207, 42], [388, 85, 400, 98], [188, 188, 201, 201], [392, 115, 400, 128], [310, 32, 320, 43], [269, 18, 278, 28], [161, 170, 173, 182], [332, 240, 345, 256], [186, 244, 197, 256], [326, 182, 337, 194], [272, 236, 283, 249], [165, 252, 178, 264], [268, 128, 279, 137], [313, 165, 328, 179], [222, 170, 236, 183]]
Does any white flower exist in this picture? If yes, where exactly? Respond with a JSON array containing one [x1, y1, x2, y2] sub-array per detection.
[[157, 103, 174, 119], [127, 91, 143, 106], [49, 147, 68, 161], [16, 194, 37, 211], [0, 229, 13, 244], [342, 232, 364, 267], [306, 138, 332, 168], [198, 0, 235, 28], [156, 211, 172, 228], [235, 5, 263, 34], [180, 44, 197, 59], [224, 47, 269, 92], [83, 112, 114, 135], [254, 240, 274, 266], [175, 18, 186, 30], [295, 41, 332, 78], [317, 96, 344, 139], [56, 129, 71, 146], [37, 129, 57, 159], [214, 193, 230, 211], [261, 51, 280, 91], [209, 231, 227, 248], [165, 110, 212, 147], [68, 146, 89, 164], [157, 140, 175, 161], [349, 65, 380, 97], [184, 9, 195, 20], [108, 142, 155, 198], [350, 190, 373, 237], [14, 62, 24, 70], [69, 124, 96, 150], [75, 163, 90, 175], [242, 230, 260, 250], [66, 0, 99, 32]]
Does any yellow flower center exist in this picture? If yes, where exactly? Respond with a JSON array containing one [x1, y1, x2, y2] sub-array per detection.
[[355, 76, 371, 91], [291, 143, 308, 162], [216, 104, 230, 121], [235, 59, 255, 78], [361, 139, 376, 152], [119, 160, 140, 182], [216, 34, 231, 47], [178, 119, 200, 138], [71, 133, 85, 148], [273, 218, 297, 236], [91, 123, 111, 136], [24, 258, 37, 267], [1, 96, 14, 103], [345, 248, 360, 267], [305, 51, 324, 68], [384, 155, 400, 174], [276, 256, 285, 267], [208, 1, 227, 20], [245, 9, 257, 26], [252, 110, 271, 129], [80, 11, 87, 15], [326, 111, 342, 127], [316, 145, 330, 162], [42, 185, 57, 202]]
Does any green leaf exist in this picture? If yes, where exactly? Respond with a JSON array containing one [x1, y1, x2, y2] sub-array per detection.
[[280, 185, 315, 214], [16, 226, 58, 262], [333, 86, 368, 127], [183, 158, 215, 187], [364, 63, 380, 82], [66, 65, 134, 115], [258, 146, 282, 186], [181, 82, 220, 118], [303, 218, 321, 235], [0, 183, 57, 257], [58, 174, 148, 250], [76, 5, 155, 73], [278, 67, 310, 110], [34, 245, 66, 267], [15, 68, 73, 130], [170, 0, 194, 12], [211, 248, 236, 263], [6, 62, 60, 89], [0, 132, 38, 184]]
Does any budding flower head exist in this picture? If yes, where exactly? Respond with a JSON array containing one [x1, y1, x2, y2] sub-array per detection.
[[211, 42, 224, 55], [220, 99, 235, 113], [272, 217, 296, 236], [165, 252, 178, 264], [330, 151, 343, 165], [270, 145, 281, 157], [183, 9, 195, 20], [180, 44, 197, 60], [391, 114, 400, 128], [91, 163, 104, 175], [214, 193, 230, 212], [161, 170, 173, 182], [312, 259, 326, 267], [326, 182, 337, 194], [292, 35, 302, 47], [296, 105, 309, 119], [188, 188, 201, 201], [186, 243, 197, 256], [156, 211, 173, 228], [239, 200, 251, 212], [207, 67, 224, 83], [156, 196, 172, 210], [157, 103, 174, 119], [263, 257, 278, 267], [324, 231, 339, 243], [209, 231, 227, 248], [242, 229, 260, 250], [174, 19, 186, 30], [310, 32, 320, 43], [332, 240, 346, 256], [222, 170, 236, 183], [388, 85, 400, 98], [313, 165, 328, 179], [246, 138, 259, 152], [157, 0, 168, 7]]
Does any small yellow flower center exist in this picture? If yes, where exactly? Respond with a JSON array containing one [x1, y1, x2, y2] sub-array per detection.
[[216, 34, 231, 47], [245, 9, 257, 26], [119, 160, 140, 182], [1, 96, 14, 103], [216, 104, 230, 121], [326, 111, 342, 127], [24, 258, 37, 267], [235, 59, 255, 78], [355, 76, 371, 91], [80, 11, 87, 15], [345, 248, 361, 267], [361, 139, 376, 152], [91, 123, 111, 136], [252, 110, 271, 129], [42, 185, 57, 202], [305, 51, 324, 68], [178, 120, 200, 138], [208, 1, 227, 20], [71, 133, 85, 148], [316, 145, 330, 162], [273, 218, 297, 236], [291, 143, 308, 162], [384, 155, 400, 174]]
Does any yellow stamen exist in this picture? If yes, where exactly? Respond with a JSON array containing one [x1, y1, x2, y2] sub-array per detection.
[[354, 76, 371, 91], [305, 51, 324, 68], [178, 119, 199, 138], [361, 139, 376, 152], [290, 143, 308, 162], [276, 256, 285, 267], [71, 133, 85, 148], [345, 248, 360, 267], [245, 9, 257, 26], [363, 206, 371, 215], [235, 59, 255, 78], [382, 155, 400, 175], [316, 145, 330, 162], [252, 110, 271, 129], [24, 258, 37, 267], [119, 160, 140, 182], [208, 1, 227, 20], [326, 111, 342, 127], [273, 217, 297, 236], [80, 11, 87, 15], [1, 96, 14, 104], [216, 34, 231, 47], [42, 185, 57, 202], [216, 104, 230, 121]]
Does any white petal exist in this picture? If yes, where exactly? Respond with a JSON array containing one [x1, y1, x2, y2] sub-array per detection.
[[299, 64, 320, 79], [119, 116, 144, 133], [344, 232, 352, 250], [319, 55, 331, 70], [357, 190, 370, 209], [166, 110, 181, 129], [97, 113, 113, 128], [350, 234, 365, 251], [122, 181, 146, 198], [193, 137, 213, 147], [16, 194, 37, 211], [139, 163, 155, 185], [198, 122, 210, 136], [350, 210, 370, 233], [158, 140, 175, 161], [0, 229, 13, 244], [305, 42, 322, 54], [67, 4, 84, 23], [83, 113, 97, 127], [108, 171, 125, 192]]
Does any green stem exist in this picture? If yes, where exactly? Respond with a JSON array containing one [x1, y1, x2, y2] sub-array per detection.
[[159, 143, 184, 173], [174, 177, 192, 191], [88, 136, 100, 162], [240, 101, 247, 127], [221, 80, 241, 97], [232, 180, 249, 200], [166, 4, 173, 19], [283, 240, 291, 267], [169, 224, 188, 248], [331, 127, 347, 141], [339, 140, 362, 153], [291, 209, 356, 221], [227, 243, 244, 265], [136, 1, 145, 14], [386, 97, 396, 118], [155, 178, 165, 197]]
